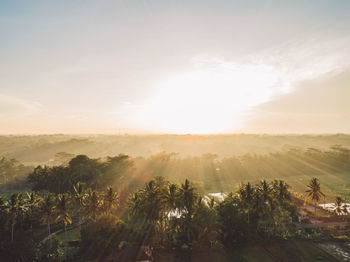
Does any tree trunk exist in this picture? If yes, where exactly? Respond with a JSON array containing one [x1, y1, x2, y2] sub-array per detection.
[[11, 222, 14, 242], [64, 223, 67, 261], [30, 222, 33, 241], [247, 210, 250, 225], [314, 202, 317, 216]]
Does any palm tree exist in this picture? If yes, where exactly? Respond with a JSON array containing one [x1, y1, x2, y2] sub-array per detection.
[[41, 193, 56, 236], [0, 196, 8, 231], [272, 180, 290, 201], [306, 177, 324, 214], [164, 183, 179, 212], [128, 192, 141, 217], [73, 182, 85, 226], [161, 183, 179, 245], [142, 178, 168, 245], [334, 197, 348, 216], [8, 192, 24, 242], [178, 179, 198, 244], [238, 182, 254, 224], [25, 192, 41, 231], [83, 190, 101, 221], [102, 187, 119, 215], [179, 179, 197, 215], [56, 194, 72, 235], [258, 180, 272, 205]]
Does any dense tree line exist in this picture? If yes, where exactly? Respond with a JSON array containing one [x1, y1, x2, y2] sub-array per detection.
[[0, 174, 339, 261], [27, 154, 132, 193], [0, 185, 119, 261], [125, 178, 297, 248]]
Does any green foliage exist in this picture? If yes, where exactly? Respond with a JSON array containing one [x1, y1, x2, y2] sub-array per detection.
[[0, 157, 33, 190], [35, 236, 64, 262], [126, 177, 297, 249], [40, 193, 56, 236], [216, 193, 250, 247], [79, 215, 133, 261], [0, 192, 43, 261], [27, 154, 132, 193], [217, 180, 298, 247], [102, 186, 119, 215], [56, 194, 72, 229]]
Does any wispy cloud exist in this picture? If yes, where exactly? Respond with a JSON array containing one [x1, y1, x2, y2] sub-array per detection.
[[0, 94, 42, 116], [252, 35, 350, 83]]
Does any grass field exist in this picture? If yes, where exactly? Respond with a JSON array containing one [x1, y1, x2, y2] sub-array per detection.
[[216, 172, 350, 203], [282, 172, 350, 201], [56, 226, 80, 244]]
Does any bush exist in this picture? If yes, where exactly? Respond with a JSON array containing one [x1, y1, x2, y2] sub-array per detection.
[[35, 236, 64, 262], [79, 215, 134, 261]]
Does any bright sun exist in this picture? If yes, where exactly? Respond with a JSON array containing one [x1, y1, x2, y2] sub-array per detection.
[[138, 60, 290, 134]]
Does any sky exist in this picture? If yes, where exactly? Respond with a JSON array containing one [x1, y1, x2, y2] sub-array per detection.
[[1, 0, 350, 134]]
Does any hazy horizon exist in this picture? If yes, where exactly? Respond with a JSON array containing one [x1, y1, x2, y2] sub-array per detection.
[[1, 0, 350, 134]]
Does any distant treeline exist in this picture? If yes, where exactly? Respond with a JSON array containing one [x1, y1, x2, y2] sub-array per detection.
[[0, 157, 33, 190], [1, 134, 350, 163]]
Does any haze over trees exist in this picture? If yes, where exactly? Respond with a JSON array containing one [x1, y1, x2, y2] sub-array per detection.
[[1, 134, 350, 164], [15, 144, 350, 200], [1, 136, 350, 260]]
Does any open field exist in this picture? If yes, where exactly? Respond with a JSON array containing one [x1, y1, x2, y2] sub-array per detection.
[[56, 226, 80, 244]]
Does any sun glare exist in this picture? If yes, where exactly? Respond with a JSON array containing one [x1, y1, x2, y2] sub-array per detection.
[[139, 60, 290, 134]]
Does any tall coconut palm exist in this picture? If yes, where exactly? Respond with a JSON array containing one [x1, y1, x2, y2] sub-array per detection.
[[306, 177, 324, 214], [160, 183, 179, 245], [238, 182, 254, 224], [272, 180, 290, 201], [73, 182, 85, 226], [164, 183, 179, 214], [143, 178, 168, 245], [258, 180, 272, 205], [25, 192, 41, 232], [102, 187, 119, 215], [56, 194, 72, 235], [41, 193, 56, 236], [127, 184, 158, 244], [179, 179, 197, 215], [83, 190, 101, 221], [128, 192, 141, 217], [8, 192, 24, 242], [178, 179, 198, 244]]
